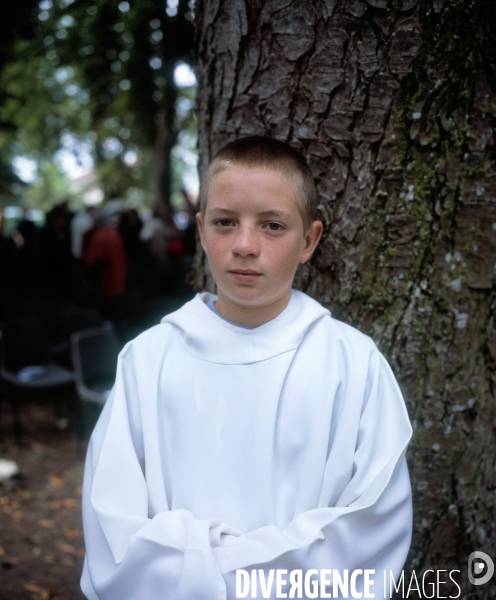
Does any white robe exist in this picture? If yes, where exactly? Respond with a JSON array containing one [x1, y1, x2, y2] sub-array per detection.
[[81, 290, 412, 599]]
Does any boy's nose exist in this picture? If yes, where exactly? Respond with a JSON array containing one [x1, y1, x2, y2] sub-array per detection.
[[231, 225, 261, 257]]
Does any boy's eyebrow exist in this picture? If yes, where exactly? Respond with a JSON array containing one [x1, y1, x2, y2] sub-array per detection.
[[257, 209, 293, 220], [209, 207, 293, 220], [208, 207, 238, 216]]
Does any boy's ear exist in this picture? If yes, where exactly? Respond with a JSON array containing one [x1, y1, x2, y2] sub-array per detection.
[[196, 212, 207, 253], [299, 220, 323, 264]]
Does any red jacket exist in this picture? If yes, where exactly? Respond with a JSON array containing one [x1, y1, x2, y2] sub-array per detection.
[[83, 227, 127, 298]]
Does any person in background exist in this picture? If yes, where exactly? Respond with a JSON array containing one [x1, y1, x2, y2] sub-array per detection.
[[139, 205, 177, 264], [14, 205, 39, 290], [118, 208, 144, 265], [102, 189, 126, 225], [16, 205, 37, 248], [71, 206, 95, 260], [81, 209, 127, 304], [38, 204, 73, 288]]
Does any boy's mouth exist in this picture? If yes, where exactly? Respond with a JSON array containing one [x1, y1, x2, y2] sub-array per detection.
[[228, 269, 263, 283]]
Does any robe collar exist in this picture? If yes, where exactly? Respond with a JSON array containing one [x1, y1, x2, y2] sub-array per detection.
[[161, 290, 330, 364]]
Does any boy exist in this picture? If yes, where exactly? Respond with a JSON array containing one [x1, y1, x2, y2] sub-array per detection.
[[81, 137, 412, 599]]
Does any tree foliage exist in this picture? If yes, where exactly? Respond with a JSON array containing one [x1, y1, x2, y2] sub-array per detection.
[[0, 0, 195, 207]]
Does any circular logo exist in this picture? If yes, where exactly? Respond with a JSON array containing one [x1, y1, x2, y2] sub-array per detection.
[[468, 551, 494, 586]]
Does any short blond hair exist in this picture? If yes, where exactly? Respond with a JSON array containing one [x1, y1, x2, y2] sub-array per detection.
[[200, 137, 317, 231]]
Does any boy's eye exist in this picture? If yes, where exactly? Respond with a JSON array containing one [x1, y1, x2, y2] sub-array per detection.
[[216, 219, 234, 227], [265, 222, 283, 231]]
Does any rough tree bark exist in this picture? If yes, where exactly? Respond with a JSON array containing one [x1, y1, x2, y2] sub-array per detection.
[[194, 1, 496, 597]]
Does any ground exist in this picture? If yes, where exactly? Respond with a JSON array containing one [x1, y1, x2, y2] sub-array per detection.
[[0, 400, 96, 600]]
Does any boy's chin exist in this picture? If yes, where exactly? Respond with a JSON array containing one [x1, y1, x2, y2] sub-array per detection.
[[218, 286, 290, 309], [220, 290, 263, 307]]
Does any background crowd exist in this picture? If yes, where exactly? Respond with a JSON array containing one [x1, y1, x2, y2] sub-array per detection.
[[0, 192, 197, 349]]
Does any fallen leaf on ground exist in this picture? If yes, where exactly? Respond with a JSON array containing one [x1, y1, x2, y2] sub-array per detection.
[[62, 557, 75, 567], [23, 581, 50, 600], [61, 498, 79, 508], [39, 519, 55, 529], [48, 474, 65, 488], [11, 510, 23, 522], [57, 542, 77, 554], [23, 582, 47, 593], [0, 546, 5, 556], [64, 528, 83, 539], [42, 555, 55, 564]]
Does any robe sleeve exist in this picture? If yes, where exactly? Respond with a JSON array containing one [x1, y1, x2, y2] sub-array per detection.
[[80, 345, 230, 600], [81, 343, 412, 600]]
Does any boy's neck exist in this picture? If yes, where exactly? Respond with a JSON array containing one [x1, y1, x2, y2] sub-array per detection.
[[215, 289, 292, 328]]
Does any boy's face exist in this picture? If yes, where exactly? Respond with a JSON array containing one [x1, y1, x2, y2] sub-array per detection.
[[197, 168, 322, 316]]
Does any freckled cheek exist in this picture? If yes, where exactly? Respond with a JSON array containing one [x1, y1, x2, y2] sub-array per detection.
[[263, 242, 302, 276], [206, 242, 235, 276], [205, 235, 229, 256]]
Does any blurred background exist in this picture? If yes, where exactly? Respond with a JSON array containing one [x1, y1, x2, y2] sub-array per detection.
[[0, 2, 199, 598]]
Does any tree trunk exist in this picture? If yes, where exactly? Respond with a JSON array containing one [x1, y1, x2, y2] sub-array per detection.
[[151, 59, 177, 216], [195, 0, 496, 596]]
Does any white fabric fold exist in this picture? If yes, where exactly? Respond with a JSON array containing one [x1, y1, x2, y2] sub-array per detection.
[[81, 291, 413, 599]]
